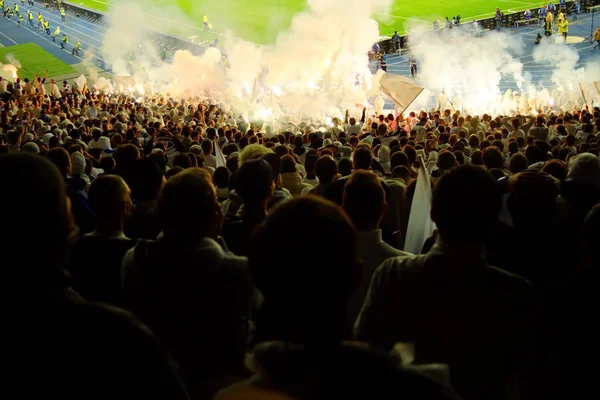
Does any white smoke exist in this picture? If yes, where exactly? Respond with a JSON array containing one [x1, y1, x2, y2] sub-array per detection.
[[404, 22, 600, 115], [96, 0, 393, 121], [0, 54, 21, 79]]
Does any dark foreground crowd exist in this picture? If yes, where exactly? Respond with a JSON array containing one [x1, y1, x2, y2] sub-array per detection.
[[1, 79, 600, 400]]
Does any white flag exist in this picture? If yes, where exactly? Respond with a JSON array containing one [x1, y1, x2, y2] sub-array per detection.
[[404, 155, 436, 254], [74, 74, 87, 91], [379, 73, 424, 114], [215, 140, 226, 168]]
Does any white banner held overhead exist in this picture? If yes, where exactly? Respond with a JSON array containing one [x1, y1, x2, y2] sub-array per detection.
[[379, 73, 424, 114]]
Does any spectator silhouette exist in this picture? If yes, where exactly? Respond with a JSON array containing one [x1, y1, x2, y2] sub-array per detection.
[[122, 167, 257, 398], [356, 165, 540, 400], [1, 153, 190, 400], [68, 175, 135, 306]]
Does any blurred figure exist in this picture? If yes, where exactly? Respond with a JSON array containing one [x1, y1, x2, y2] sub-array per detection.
[[1, 153, 190, 400]]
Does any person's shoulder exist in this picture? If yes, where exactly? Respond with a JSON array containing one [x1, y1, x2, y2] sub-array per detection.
[[485, 264, 535, 292]]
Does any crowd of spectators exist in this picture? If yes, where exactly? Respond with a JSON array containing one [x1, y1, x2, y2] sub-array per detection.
[[1, 75, 600, 400]]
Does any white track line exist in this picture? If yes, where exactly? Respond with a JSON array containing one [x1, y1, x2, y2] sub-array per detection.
[[0, 30, 19, 45]]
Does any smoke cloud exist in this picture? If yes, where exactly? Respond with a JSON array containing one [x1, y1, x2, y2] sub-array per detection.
[[95, 0, 393, 121]]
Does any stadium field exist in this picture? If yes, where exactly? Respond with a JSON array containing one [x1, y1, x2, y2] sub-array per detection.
[[0, 43, 75, 77], [76, 0, 543, 44]]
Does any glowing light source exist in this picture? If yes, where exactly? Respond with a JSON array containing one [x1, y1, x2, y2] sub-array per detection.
[[272, 86, 282, 96]]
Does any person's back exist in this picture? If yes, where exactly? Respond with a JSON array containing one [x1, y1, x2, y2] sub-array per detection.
[[122, 168, 255, 397], [69, 175, 135, 306], [356, 165, 539, 400], [342, 171, 408, 323], [0, 153, 190, 400], [218, 196, 458, 400]]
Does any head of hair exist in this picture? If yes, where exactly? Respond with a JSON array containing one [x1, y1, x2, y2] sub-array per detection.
[[431, 165, 502, 241], [437, 151, 457, 170], [0, 154, 72, 282], [249, 196, 358, 342], [568, 153, 600, 185], [507, 171, 559, 229], [353, 147, 372, 170], [213, 166, 231, 189], [280, 154, 297, 174], [172, 153, 193, 169], [201, 139, 213, 155], [343, 171, 386, 231], [235, 159, 274, 204], [113, 143, 140, 171], [165, 165, 184, 180], [239, 143, 273, 165], [482, 146, 504, 170], [471, 150, 483, 165], [159, 168, 220, 242], [88, 175, 131, 221], [509, 153, 528, 174], [338, 157, 353, 177], [315, 155, 337, 183], [542, 159, 568, 182], [390, 151, 409, 169], [131, 158, 163, 202], [392, 165, 411, 181]]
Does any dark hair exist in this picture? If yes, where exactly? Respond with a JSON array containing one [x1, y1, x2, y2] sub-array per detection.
[[46, 147, 71, 177], [213, 166, 231, 189], [353, 147, 372, 170], [159, 168, 218, 241], [280, 154, 297, 174], [235, 159, 273, 204], [173, 153, 192, 169], [542, 159, 567, 181], [88, 175, 129, 220], [343, 171, 386, 230], [131, 158, 163, 202], [0, 154, 71, 278], [482, 146, 504, 170], [315, 155, 337, 183], [431, 165, 501, 241], [338, 157, 353, 177]]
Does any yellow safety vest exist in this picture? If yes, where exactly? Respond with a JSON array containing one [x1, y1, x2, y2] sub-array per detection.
[[75, 41, 81, 49], [14, 4, 18, 12], [44, 21, 49, 28], [54, 27, 60, 35], [28, 12, 32, 20], [203, 15, 208, 23], [38, 14, 42, 21], [62, 36, 68, 43]]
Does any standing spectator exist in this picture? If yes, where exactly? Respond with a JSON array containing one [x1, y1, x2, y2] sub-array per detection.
[[343, 171, 408, 324], [1, 153, 190, 400], [122, 168, 257, 399], [356, 165, 540, 400], [68, 175, 135, 306]]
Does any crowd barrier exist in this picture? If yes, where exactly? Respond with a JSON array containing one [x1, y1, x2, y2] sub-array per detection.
[[37, 0, 596, 59]]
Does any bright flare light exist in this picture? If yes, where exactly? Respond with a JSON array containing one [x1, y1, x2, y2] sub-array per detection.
[[272, 86, 282, 96]]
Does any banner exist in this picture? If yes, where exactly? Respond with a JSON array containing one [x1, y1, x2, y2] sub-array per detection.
[[379, 73, 425, 113], [404, 155, 436, 254]]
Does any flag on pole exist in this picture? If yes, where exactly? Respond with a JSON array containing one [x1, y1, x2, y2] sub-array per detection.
[[404, 155, 436, 254], [379, 73, 425, 114]]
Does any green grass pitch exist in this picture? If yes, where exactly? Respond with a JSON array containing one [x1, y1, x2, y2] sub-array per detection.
[[0, 43, 75, 78], [76, 0, 543, 44]]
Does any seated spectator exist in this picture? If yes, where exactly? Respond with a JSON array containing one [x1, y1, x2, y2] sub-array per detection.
[[122, 168, 257, 399], [343, 171, 408, 323], [219, 196, 458, 400], [356, 165, 539, 400], [69, 175, 135, 306], [1, 153, 190, 400]]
